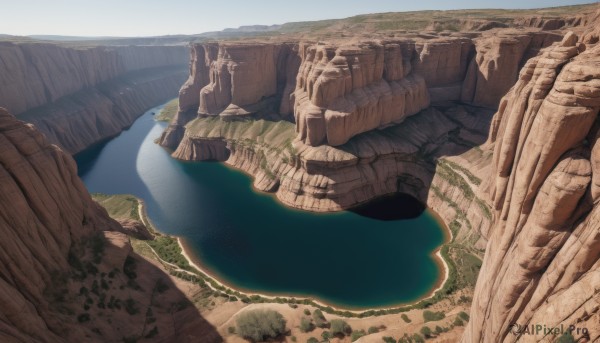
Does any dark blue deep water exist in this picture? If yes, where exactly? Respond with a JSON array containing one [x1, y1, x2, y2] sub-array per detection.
[[76, 102, 446, 309]]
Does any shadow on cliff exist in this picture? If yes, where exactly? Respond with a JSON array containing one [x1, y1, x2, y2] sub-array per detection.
[[333, 103, 496, 217], [350, 193, 426, 220], [126, 248, 224, 342]]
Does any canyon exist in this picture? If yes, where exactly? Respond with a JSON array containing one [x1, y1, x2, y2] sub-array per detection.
[[0, 3, 598, 342], [157, 5, 599, 342], [0, 108, 222, 342], [0, 41, 188, 153]]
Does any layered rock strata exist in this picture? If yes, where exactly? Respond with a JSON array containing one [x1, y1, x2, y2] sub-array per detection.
[[20, 67, 187, 154], [0, 42, 188, 153], [164, 30, 561, 150], [295, 31, 562, 145], [463, 33, 600, 343], [159, 42, 301, 149], [293, 41, 430, 146], [171, 104, 494, 242], [0, 108, 221, 342]]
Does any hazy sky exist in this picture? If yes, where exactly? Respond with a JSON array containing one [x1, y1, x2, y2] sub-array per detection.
[[0, 0, 596, 37]]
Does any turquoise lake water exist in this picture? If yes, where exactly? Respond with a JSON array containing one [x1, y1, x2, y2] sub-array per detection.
[[75, 102, 446, 309]]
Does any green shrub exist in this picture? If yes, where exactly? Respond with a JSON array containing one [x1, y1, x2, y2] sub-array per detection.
[[368, 326, 379, 334], [458, 311, 470, 321], [145, 326, 159, 338], [156, 279, 169, 294], [125, 298, 139, 315], [557, 332, 575, 343], [307, 338, 319, 343], [382, 337, 397, 343], [435, 326, 443, 334], [423, 310, 445, 322], [312, 309, 327, 328], [228, 326, 235, 334], [330, 319, 351, 336], [453, 317, 464, 326], [147, 236, 191, 270], [458, 295, 471, 304], [401, 314, 411, 323], [89, 233, 106, 264], [235, 309, 287, 342], [321, 331, 331, 340], [123, 256, 137, 279], [351, 330, 366, 341], [299, 317, 313, 333], [412, 333, 425, 343], [77, 313, 90, 323], [420, 326, 432, 337], [304, 309, 311, 316]]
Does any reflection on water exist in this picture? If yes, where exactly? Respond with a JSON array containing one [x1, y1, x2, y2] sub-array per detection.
[[76, 103, 446, 309]]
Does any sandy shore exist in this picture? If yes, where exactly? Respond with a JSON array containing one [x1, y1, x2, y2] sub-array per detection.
[[136, 194, 453, 314], [178, 229, 452, 314]]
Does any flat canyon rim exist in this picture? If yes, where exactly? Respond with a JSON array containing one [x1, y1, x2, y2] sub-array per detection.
[[76, 101, 452, 310]]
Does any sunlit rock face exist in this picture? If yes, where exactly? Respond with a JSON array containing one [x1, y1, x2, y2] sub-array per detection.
[[462, 31, 600, 343]]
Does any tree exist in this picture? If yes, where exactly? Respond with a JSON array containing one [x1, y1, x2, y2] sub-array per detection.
[[423, 310, 445, 322], [458, 311, 470, 321], [401, 314, 412, 323], [420, 326, 432, 337], [236, 309, 287, 342], [299, 317, 313, 333], [368, 326, 379, 334], [330, 319, 351, 336], [557, 332, 575, 343], [412, 333, 425, 343], [351, 330, 366, 342], [312, 309, 327, 328], [453, 317, 464, 326]]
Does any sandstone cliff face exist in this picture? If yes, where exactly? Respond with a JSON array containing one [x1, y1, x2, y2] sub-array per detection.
[[21, 68, 187, 154], [0, 108, 221, 342], [293, 41, 430, 146], [160, 42, 301, 149], [463, 33, 600, 343], [0, 42, 188, 154], [460, 30, 562, 108], [165, 30, 561, 150], [0, 42, 187, 115], [196, 42, 300, 117], [291, 32, 563, 146]]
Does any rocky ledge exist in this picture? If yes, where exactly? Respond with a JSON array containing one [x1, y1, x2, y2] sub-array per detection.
[[169, 103, 493, 247]]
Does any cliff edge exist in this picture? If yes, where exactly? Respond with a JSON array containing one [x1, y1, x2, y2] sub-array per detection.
[[463, 31, 600, 343]]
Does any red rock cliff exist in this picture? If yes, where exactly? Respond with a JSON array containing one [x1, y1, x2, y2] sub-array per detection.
[[0, 108, 221, 342], [462, 32, 600, 343], [0, 42, 188, 153]]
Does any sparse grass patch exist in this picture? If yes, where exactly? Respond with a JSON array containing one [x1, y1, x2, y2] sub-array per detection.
[[423, 310, 445, 322], [92, 193, 140, 221], [147, 236, 192, 271], [155, 98, 179, 122]]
